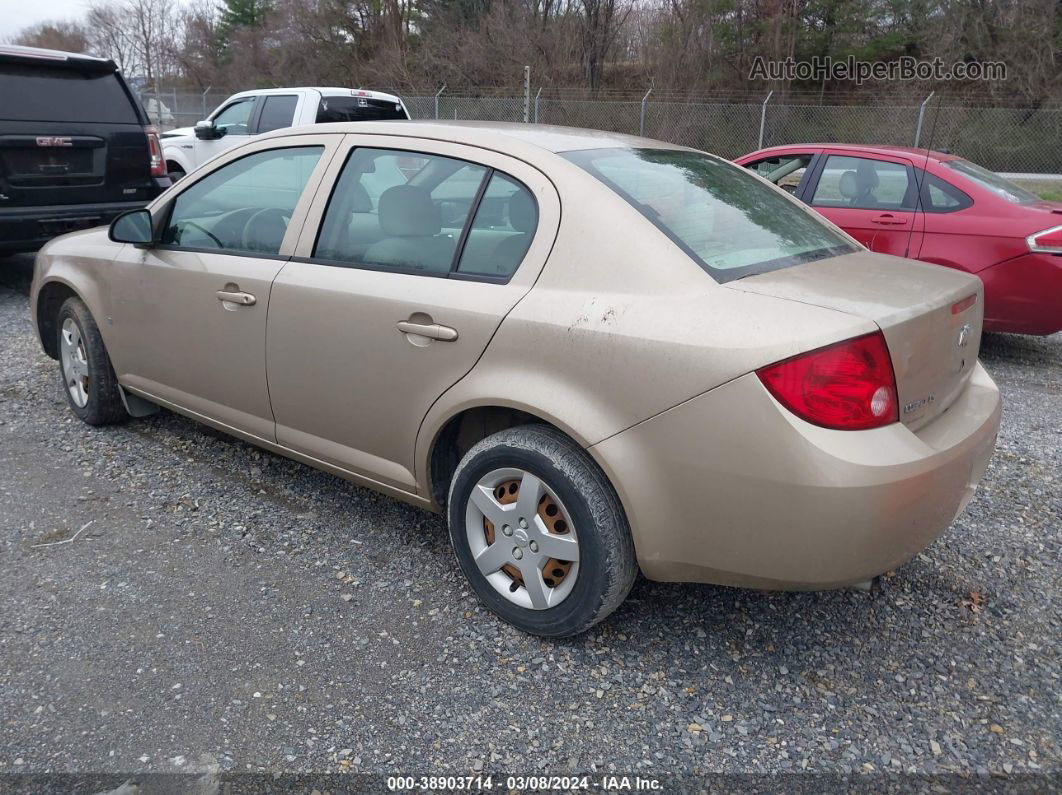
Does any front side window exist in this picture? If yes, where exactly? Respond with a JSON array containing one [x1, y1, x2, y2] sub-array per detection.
[[811, 155, 915, 210], [161, 146, 323, 255], [212, 98, 255, 136], [564, 148, 854, 281], [942, 159, 1039, 204], [257, 95, 298, 134], [315, 148, 487, 273], [746, 154, 813, 194]]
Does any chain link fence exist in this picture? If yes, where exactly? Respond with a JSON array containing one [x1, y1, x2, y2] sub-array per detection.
[[140, 87, 1062, 174]]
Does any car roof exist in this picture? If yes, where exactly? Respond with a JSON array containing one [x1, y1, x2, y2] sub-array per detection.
[[260, 120, 685, 155], [228, 86, 406, 104], [750, 142, 960, 163], [0, 44, 116, 72]]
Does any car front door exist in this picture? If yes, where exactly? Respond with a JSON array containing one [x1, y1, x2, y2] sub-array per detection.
[[194, 96, 259, 166], [108, 134, 339, 440], [265, 136, 560, 494], [806, 152, 924, 258]]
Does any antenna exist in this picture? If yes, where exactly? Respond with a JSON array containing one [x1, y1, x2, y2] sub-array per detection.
[[906, 92, 943, 258]]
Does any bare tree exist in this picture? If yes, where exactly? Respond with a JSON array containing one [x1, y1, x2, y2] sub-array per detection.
[[13, 21, 91, 53]]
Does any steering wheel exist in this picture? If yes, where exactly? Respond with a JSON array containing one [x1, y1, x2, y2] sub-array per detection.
[[241, 207, 292, 252], [179, 220, 223, 248]]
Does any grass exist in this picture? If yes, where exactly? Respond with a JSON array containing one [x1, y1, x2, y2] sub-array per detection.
[[1011, 179, 1062, 202]]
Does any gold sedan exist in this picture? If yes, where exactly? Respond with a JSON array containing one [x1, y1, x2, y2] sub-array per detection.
[[31, 122, 1001, 636]]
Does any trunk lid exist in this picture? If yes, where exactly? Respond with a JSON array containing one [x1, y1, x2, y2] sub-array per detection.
[[727, 250, 983, 430]]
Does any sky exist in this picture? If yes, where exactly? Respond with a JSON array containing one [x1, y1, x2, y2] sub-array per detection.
[[0, 0, 190, 41], [0, 0, 91, 40]]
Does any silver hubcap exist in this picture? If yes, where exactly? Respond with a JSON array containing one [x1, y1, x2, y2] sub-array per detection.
[[59, 318, 90, 408], [465, 467, 581, 610]]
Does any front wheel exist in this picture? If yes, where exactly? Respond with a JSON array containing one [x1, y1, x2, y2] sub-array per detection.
[[57, 297, 128, 426], [447, 425, 636, 636]]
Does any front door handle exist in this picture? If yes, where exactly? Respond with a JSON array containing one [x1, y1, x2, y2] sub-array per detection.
[[396, 320, 458, 341], [216, 289, 256, 306], [871, 214, 907, 226]]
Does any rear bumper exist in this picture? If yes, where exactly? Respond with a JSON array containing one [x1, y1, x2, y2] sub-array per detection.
[[980, 253, 1062, 336], [591, 363, 1001, 589], [0, 185, 169, 253]]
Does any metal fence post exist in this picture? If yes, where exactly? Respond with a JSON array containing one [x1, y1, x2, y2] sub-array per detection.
[[201, 86, 211, 120], [434, 85, 446, 120], [534, 87, 542, 124], [914, 91, 935, 148], [639, 88, 652, 137], [758, 90, 773, 149], [523, 66, 531, 123]]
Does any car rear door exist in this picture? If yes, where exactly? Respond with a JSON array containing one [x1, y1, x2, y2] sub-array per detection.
[[805, 151, 924, 258], [0, 58, 156, 213], [265, 135, 560, 493], [109, 134, 340, 441]]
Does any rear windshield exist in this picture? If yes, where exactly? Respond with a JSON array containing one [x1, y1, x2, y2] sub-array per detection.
[[0, 63, 139, 124], [942, 159, 1040, 204], [316, 96, 408, 123], [563, 148, 856, 282]]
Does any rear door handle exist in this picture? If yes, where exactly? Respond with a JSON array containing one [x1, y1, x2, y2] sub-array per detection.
[[396, 320, 459, 341], [216, 290, 256, 306], [871, 214, 907, 226]]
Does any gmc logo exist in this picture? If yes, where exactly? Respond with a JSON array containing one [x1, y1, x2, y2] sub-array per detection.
[[36, 136, 73, 147]]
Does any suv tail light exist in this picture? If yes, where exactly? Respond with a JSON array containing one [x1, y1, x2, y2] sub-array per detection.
[[1027, 225, 1062, 254], [145, 126, 166, 178], [756, 331, 898, 431]]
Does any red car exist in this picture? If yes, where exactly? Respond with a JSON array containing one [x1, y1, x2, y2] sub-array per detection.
[[734, 144, 1062, 335]]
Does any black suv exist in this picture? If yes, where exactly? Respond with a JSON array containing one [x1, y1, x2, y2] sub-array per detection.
[[0, 45, 171, 253]]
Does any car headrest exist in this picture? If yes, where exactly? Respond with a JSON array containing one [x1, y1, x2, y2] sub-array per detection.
[[507, 190, 536, 233], [839, 171, 859, 200], [378, 184, 440, 237], [855, 159, 880, 191], [348, 181, 372, 214]]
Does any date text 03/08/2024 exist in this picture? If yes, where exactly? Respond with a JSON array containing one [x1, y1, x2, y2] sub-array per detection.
[[386, 775, 664, 791]]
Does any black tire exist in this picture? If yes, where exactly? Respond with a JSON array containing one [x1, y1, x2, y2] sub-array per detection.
[[167, 166, 185, 182], [447, 425, 637, 636], [56, 297, 128, 426]]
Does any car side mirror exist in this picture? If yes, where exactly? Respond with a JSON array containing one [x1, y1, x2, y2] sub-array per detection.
[[109, 209, 155, 247], [194, 119, 222, 140]]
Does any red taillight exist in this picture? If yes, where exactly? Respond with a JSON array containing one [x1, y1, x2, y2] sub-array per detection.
[[756, 331, 899, 431], [145, 126, 166, 177], [1027, 224, 1062, 254]]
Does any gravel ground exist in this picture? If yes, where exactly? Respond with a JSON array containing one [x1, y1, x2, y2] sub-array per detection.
[[0, 252, 1059, 784]]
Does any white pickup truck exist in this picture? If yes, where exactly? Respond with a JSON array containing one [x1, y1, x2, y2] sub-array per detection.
[[161, 86, 409, 180]]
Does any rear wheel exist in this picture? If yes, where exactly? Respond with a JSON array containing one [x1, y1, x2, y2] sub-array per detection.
[[447, 425, 636, 636], [57, 297, 127, 426]]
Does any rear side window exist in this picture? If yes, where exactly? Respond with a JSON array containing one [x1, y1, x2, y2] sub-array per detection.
[[564, 148, 854, 282], [316, 96, 408, 123], [920, 173, 973, 213], [811, 155, 916, 210], [0, 63, 138, 124], [457, 173, 538, 277], [257, 95, 298, 134], [314, 148, 486, 273]]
